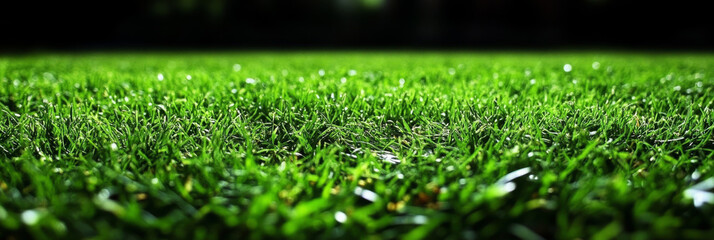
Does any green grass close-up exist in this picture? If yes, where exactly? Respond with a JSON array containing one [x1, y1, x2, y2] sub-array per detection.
[[1, 52, 714, 239]]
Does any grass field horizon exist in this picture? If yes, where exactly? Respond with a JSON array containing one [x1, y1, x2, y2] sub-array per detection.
[[1, 52, 713, 239]]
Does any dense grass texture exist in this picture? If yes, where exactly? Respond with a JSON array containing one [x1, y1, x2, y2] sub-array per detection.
[[1, 52, 714, 239]]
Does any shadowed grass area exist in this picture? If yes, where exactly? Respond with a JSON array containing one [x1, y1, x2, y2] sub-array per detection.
[[1, 52, 713, 239]]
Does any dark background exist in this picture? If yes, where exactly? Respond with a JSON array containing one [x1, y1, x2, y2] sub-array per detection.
[[1, 0, 712, 51]]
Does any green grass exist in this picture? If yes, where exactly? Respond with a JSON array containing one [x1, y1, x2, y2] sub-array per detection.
[[1, 52, 713, 239]]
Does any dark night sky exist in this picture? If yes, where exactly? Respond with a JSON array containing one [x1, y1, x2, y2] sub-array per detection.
[[1, 0, 712, 51]]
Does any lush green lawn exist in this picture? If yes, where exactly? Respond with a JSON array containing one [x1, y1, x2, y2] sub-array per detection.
[[1, 52, 713, 239]]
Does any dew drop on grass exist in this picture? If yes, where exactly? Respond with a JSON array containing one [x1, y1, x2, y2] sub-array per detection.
[[233, 64, 241, 72], [231, 89, 238, 94], [448, 68, 456, 75], [411, 215, 428, 224], [157, 73, 164, 81], [186, 75, 192, 80], [318, 69, 325, 76], [341, 77, 347, 84], [298, 77, 305, 83], [563, 64, 572, 72], [21, 210, 40, 225], [151, 178, 159, 185], [684, 178, 714, 207], [692, 170, 702, 180], [530, 79, 536, 85], [98, 189, 111, 200], [245, 78, 256, 84], [110, 143, 118, 151], [354, 187, 379, 202], [592, 62, 600, 70], [348, 69, 357, 76], [334, 211, 347, 223], [673, 86, 681, 91]]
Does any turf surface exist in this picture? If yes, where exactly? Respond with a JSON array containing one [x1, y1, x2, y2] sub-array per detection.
[[1, 52, 714, 239]]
